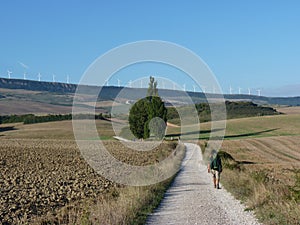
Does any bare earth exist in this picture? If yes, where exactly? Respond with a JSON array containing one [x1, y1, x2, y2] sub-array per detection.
[[146, 143, 261, 225]]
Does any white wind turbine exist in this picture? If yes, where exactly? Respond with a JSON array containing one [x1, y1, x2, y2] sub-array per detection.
[[117, 79, 121, 87], [66, 75, 70, 84], [23, 72, 27, 80], [238, 87, 242, 95], [38, 73, 41, 82], [52, 74, 56, 82], [193, 85, 196, 93], [257, 89, 261, 96], [7, 70, 12, 79], [248, 88, 251, 95], [183, 84, 186, 91], [202, 86, 206, 93]]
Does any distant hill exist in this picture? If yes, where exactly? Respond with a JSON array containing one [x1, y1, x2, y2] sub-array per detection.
[[0, 77, 77, 93], [0, 78, 299, 107]]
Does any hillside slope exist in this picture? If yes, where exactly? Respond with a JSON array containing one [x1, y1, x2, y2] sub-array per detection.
[[0, 78, 300, 114]]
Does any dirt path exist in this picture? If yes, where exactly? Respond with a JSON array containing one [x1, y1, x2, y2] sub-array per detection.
[[146, 143, 261, 225]]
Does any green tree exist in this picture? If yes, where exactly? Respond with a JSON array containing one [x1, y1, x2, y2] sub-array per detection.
[[147, 76, 158, 97], [129, 77, 167, 139], [147, 96, 167, 139], [129, 98, 150, 139]]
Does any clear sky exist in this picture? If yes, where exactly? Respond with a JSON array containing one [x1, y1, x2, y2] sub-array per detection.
[[0, 0, 299, 97]]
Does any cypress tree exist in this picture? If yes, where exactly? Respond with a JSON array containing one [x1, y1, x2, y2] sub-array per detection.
[[129, 77, 167, 139]]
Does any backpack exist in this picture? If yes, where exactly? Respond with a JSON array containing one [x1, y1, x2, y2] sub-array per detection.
[[210, 154, 222, 172], [211, 157, 218, 170]]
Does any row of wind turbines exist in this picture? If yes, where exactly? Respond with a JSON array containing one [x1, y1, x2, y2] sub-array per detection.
[[4, 71, 262, 96], [229, 86, 261, 96], [106, 78, 262, 96], [5, 70, 70, 84]]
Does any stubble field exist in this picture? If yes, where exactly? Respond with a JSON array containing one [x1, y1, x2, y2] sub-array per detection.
[[0, 120, 181, 224]]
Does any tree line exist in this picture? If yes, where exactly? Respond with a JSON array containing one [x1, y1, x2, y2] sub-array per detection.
[[167, 101, 280, 124], [0, 113, 110, 125]]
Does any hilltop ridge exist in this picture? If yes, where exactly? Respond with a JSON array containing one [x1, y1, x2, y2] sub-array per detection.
[[0, 77, 299, 106]]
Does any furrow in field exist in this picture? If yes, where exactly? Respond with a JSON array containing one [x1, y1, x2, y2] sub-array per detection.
[[242, 140, 280, 163], [265, 137, 300, 161], [246, 139, 297, 163]]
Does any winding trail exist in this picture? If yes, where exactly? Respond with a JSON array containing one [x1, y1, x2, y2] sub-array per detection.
[[146, 143, 261, 225]]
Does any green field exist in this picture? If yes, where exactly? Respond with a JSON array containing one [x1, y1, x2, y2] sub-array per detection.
[[165, 113, 300, 141]]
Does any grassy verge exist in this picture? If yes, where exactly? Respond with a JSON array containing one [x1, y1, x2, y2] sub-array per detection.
[[219, 151, 300, 225]]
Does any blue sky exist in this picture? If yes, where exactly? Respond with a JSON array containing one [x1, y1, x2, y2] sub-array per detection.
[[0, 0, 299, 96]]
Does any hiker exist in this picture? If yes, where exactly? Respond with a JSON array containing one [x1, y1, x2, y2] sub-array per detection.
[[207, 150, 222, 189]]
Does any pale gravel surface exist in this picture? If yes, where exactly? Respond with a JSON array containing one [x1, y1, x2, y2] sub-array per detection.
[[146, 143, 261, 225]]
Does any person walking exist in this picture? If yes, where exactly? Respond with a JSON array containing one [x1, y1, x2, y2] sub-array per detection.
[[207, 149, 222, 189]]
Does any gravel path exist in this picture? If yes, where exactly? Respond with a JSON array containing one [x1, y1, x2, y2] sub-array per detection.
[[146, 143, 261, 225]]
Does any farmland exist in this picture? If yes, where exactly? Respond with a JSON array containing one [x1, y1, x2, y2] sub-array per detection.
[[0, 120, 183, 224], [199, 108, 300, 224], [1, 105, 300, 224], [147, 108, 300, 224]]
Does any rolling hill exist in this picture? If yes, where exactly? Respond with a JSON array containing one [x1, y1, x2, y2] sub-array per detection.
[[0, 77, 299, 115]]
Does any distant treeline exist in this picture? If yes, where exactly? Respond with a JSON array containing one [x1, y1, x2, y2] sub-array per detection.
[[0, 113, 110, 125], [224, 101, 280, 119], [0, 101, 279, 125], [167, 101, 281, 124]]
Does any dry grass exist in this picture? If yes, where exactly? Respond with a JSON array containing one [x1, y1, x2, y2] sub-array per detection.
[[0, 119, 185, 224], [209, 135, 300, 224], [198, 114, 300, 139], [0, 99, 73, 115], [198, 112, 300, 224], [0, 120, 116, 140], [90, 143, 185, 225], [276, 106, 300, 115]]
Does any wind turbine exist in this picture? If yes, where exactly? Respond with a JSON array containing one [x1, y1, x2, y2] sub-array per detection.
[[248, 88, 251, 95], [193, 85, 196, 93], [7, 70, 12, 79], [238, 87, 242, 95], [23, 72, 27, 80], [117, 79, 121, 87], [183, 84, 186, 91], [38, 73, 41, 82], [202, 86, 206, 93], [229, 86, 233, 94], [52, 74, 56, 82], [66, 75, 70, 84], [257, 89, 261, 96]]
